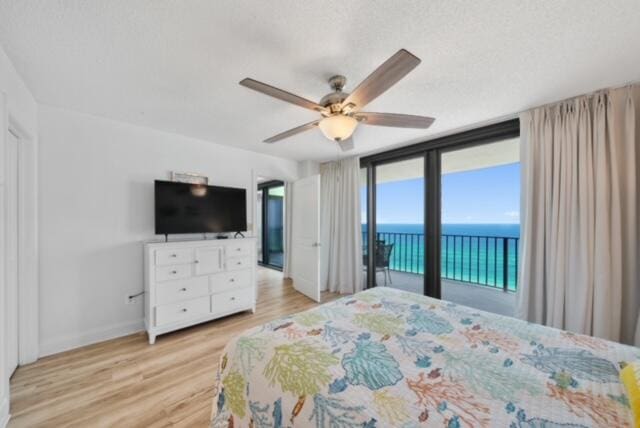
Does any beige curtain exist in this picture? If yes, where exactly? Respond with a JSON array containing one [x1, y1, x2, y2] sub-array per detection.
[[517, 85, 640, 346], [319, 157, 363, 294]]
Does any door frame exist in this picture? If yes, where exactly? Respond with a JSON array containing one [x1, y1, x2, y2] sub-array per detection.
[[4, 107, 39, 365], [257, 180, 285, 271], [360, 119, 520, 298], [5, 129, 19, 376], [250, 169, 296, 274]]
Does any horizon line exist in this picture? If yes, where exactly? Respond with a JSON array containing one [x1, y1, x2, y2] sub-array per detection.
[[366, 222, 520, 225]]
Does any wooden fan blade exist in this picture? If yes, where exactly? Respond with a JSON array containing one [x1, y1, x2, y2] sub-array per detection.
[[338, 137, 355, 152], [355, 112, 435, 129], [263, 120, 320, 143], [240, 78, 326, 112], [342, 49, 421, 111]]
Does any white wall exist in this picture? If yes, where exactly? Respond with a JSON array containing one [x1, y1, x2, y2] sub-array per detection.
[[38, 105, 299, 356], [298, 160, 320, 178], [0, 44, 38, 428]]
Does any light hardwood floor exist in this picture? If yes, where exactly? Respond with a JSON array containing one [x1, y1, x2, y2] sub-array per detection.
[[9, 268, 339, 427]]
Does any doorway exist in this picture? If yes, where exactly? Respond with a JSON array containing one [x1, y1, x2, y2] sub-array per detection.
[[257, 180, 285, 270], [5, 130, 19, 377]]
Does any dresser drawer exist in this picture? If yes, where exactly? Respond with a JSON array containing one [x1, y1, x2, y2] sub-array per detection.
[[155, 248, 193, 266], [155, 264, 192, 282], [156, 276, 209, 305], [155, 296, 210, 327], [226, 256, 252, 271], [226, 241, 253, 258], [210, 270, 252, 294], [211, 287, 253, 315]]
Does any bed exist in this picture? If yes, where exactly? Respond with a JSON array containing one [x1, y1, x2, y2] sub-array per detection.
[[210, 287, 639, 427]]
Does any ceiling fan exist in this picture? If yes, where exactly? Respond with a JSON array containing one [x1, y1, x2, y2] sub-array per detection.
[[239, 49, 435, 152]]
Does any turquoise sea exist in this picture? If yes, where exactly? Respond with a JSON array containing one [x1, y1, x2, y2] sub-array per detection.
[[363, 223, 520, 291]]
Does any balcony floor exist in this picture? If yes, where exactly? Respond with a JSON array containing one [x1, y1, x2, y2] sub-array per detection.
[[370, 270, 515, 317]]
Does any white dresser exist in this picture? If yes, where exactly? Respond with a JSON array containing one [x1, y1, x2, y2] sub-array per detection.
[[143, 238, 256, 344]]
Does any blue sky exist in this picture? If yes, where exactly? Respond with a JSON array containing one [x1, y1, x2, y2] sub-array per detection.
[[361, 162, 520, 224]]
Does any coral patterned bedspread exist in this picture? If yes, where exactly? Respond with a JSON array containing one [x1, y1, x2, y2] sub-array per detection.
[[210, 287, 639, 427]]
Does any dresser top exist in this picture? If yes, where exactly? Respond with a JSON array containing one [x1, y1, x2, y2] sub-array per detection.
[[144, 237, 256, 248]]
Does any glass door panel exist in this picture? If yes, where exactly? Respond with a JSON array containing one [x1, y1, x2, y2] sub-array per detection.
[[266, 185, 284, 268], [257, 189, 264, 263], [257, 181, 284, 270], [374, 157, 425, 292], [360, 167, 368, 288], [440, 138, 520, 316]]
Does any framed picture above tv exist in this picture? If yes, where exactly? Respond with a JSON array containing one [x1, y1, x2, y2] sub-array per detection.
[[170, 171, 208, 185]]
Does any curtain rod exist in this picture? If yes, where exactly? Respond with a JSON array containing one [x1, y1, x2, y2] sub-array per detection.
[[522, 79, 640, 112]]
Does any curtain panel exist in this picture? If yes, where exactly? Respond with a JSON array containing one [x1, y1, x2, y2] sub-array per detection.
[[518, 85, 640, 345], [319, 157, 363, 294]]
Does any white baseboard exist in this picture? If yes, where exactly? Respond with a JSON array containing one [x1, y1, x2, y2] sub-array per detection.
[[39, 319, 144, 357], [0, 396, 9, 428]]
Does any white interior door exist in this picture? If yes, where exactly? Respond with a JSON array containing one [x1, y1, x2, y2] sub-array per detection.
[[6, 131, 19, 377], [291, 175, 321, 302]]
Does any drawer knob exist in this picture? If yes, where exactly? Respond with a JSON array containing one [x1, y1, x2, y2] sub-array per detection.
[[180, 287, 187, 291], [171, 270, 177, 274], [230, 297, 236, 301], [230, 278, 235, 282], [236, 248, 241, 251], [236, 261, 242, 265], [171, 254, 177, 258], [194, 260, 199, 264], [181, 308, 188, 312]]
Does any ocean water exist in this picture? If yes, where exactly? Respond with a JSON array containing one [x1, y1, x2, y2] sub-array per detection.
[[363, 223, 520, 291]]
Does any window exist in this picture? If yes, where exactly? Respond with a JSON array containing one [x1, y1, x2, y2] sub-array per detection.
[[360, 119, 520, 313]]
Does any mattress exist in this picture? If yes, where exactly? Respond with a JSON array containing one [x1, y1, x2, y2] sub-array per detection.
[[210, 286, 639, 427]]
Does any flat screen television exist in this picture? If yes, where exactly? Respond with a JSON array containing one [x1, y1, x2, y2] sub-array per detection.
[[154, 180, 247, 235]]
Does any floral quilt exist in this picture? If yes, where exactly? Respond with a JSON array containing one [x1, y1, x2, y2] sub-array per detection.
[[210, 287, 639, 427]]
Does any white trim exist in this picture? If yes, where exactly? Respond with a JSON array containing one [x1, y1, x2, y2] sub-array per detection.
[[0, 396, 9, 428], [0, 92, 10, 428], [39, 319, 144, 358], [8, 116, 39, 365]]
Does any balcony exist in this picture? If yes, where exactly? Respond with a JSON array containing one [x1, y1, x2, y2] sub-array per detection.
[[364, 231, 519, 317], [374, 272, 515, 317]]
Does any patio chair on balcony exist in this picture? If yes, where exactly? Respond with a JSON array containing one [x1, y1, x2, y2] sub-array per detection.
[[362, 242, 395, 286], [375, 243, 394, 286], [362, 240, 386, 262]]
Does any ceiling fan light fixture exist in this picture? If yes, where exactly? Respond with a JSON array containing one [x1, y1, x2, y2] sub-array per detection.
[[318, 114, 358, 141]]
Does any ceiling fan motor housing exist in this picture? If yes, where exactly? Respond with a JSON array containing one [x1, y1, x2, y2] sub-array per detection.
[[320, 75, 349, 114]]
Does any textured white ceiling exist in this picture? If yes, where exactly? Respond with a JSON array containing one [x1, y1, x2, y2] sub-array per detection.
[[1, 1, 639, 161]]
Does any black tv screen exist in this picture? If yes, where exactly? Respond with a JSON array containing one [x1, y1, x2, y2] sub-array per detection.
[[155, 180, 247, 234]]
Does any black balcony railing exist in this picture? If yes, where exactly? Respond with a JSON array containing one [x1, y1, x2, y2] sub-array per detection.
[[362, 231, 519, 291]]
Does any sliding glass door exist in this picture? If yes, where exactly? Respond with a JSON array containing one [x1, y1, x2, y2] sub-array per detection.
[[440, 139, 520, 315], [361, 120, 520, 301], [257, 181, 284, 270], [360, 167, 369, 287], [373, 157, 425, 292]]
